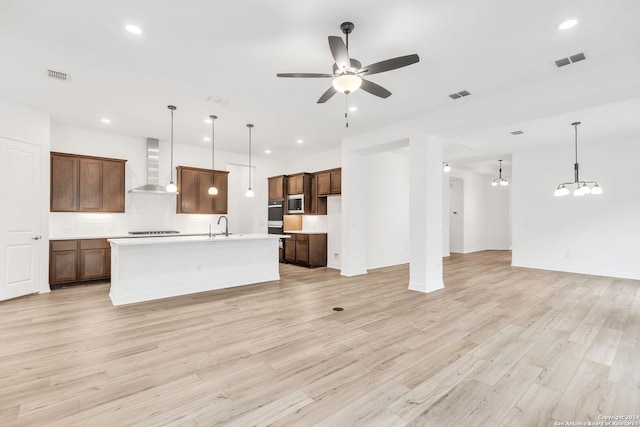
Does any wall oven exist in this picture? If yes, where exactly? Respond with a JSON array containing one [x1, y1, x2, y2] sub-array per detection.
[[268, 201, 283, 234], [286, 194, 304, 214]]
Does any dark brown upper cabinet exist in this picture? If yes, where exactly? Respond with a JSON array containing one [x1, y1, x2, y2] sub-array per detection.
[[51, 152, 126, 213], [268, 175, 287, 201], [316, 168, 341, 196], [176, 166, 229, 214], [286, 173, 311, 195]]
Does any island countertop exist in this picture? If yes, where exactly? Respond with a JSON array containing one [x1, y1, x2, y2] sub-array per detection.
[[108, 233, 285, 305], [108, 233, 288, 246]]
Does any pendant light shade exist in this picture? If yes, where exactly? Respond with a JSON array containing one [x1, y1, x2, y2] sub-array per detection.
[[166, 105, 178, 193], [443, 162, 451, 173], [553, 122, 602, 197], [491, 160, 509, 187], [246, 124, 254, 198], [207, 115, 218, 196]]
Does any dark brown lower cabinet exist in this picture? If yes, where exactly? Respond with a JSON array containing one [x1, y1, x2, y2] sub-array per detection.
[[284, 233, 327, 268], [50, 239, 111, 287]]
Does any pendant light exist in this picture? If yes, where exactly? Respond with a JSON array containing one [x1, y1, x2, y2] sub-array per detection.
[[207, 115, 218, 195], [165, 105, 178, 193], [491, 160, 509, 187], [443, 162, 451, 172], [245, 124, 254, 198], [553, 122, 602, 197]]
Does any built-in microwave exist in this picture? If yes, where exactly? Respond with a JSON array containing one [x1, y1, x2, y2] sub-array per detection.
[[287, 194, 304, 214]]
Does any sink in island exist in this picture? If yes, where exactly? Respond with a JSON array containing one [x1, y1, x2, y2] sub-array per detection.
[[108, 234, 287, 305]]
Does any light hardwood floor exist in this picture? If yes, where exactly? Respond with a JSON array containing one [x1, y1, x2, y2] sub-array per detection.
[[1, 251, 639, 426]]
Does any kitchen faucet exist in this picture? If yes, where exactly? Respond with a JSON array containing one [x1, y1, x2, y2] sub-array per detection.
[[217, 216, 229, 236]]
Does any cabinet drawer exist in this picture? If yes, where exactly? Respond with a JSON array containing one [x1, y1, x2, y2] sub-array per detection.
[[295, 234, 309, 242], [51, 240, 78, 251], [80, 239, 110, 249]]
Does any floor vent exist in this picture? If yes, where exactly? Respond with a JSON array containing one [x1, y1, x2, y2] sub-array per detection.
[[47, 69, 70, 83], [449, 90, 471, 100], [555, 52, 586, 68]]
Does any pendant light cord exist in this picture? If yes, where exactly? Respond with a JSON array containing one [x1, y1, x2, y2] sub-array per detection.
[[247, 124, 254, 190], [168, 105, 176, 183], [572, 121, 581, 183], [210, 115, 217, 170]]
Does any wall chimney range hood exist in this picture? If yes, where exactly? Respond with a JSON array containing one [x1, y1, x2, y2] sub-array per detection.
[[129, 138, 174, 194]]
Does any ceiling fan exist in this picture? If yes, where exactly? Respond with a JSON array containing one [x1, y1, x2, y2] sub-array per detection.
[[277, 22, 420, 104]]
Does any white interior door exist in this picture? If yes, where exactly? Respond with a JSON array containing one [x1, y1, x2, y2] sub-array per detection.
[[0, 137, 42, 301], [449, 177, 464, 253]]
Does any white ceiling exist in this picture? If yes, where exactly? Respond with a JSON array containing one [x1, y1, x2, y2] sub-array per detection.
[[1, 0, 639, 162]]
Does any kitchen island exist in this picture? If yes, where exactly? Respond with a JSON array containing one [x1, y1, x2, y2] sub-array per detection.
[[108, 234, 285, 305]]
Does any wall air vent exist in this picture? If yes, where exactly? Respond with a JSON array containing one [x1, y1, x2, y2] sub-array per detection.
[[510, 130, 524, 135], [47, 69, 70, 82], [449, 90, 471, 100], [206, 95, 230, 106], [555, 52, 586, 68]]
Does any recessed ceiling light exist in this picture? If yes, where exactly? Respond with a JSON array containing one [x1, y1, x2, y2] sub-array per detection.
[[265, 149, 271, 154], [348, 106, 358, 112], [101, 118, 111, 124], [204, 118, 212, 124], [296, 139, 304, 144], [203, 137, 210, 142], [125, 24, 143, 35], [558, 19, 578, 30]]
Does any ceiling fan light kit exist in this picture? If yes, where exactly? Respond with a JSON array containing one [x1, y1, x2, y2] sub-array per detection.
[[554, 122, 602, 197], [277, 21, 420, 126]]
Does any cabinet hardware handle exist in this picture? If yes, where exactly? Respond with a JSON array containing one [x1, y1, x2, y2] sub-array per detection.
[[32, 236, 42, 240]]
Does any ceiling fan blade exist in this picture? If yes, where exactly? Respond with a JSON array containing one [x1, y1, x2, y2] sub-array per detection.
[[328, 36, 350, 71], [317, 86, 337, 103], [360, 79, 391, 98], [277, 73, 334, 78], [358, 54, 420, 76]]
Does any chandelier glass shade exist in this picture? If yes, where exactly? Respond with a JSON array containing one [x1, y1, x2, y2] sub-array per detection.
[[554, 122, 602, 197]]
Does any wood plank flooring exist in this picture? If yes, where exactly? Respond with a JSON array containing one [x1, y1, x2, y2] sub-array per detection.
[[1, 251, 639, 426]]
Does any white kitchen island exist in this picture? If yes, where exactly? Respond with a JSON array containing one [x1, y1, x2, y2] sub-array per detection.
[[108, 234, 285, 306]]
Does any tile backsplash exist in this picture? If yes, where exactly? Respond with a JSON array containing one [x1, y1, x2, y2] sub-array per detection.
[[50, 193, 225, 238]]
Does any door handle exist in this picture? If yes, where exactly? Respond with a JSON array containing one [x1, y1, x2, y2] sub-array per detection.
[[31, 236, 42, 240]]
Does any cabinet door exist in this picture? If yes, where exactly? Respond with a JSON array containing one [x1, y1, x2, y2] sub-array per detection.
[[102, 160, 125, 212], [80, 248, 107, 280], [213, 172, 228, 214], [287, 175, 304, 195], [79, 158, 103, 211], [317, 172, 331, 196], [308, 234, 327, 267], [284, 236, 296, 262], [330, 169, 341, 194], [50, 250, 78, 284], [178, 168, 199, 213], [51, 155, 78, 212], [296, 240, 309, 264], [198, 170, 214, 214], [268, 176, 284, 201]]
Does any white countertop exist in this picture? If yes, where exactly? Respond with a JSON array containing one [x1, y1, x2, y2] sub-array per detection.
[[108, 233, 289, 246], [284, 230, 328, 235]]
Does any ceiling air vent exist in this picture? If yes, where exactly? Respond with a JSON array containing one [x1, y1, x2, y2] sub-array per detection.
[[449, 90, 471, 100], [555, 52, 586, 68], [47, 69, 70, 83], [511, 130, 524, 135]]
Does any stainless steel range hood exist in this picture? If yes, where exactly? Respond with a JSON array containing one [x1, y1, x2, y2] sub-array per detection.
[[129, 138, 174, 194]]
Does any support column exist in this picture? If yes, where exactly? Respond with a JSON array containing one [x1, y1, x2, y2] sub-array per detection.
[[409, 133, 444, 292], [340, 149, 368, 276]]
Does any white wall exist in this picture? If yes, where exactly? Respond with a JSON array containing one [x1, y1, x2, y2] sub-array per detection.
[[448, 168, 511, 253], [512, 139, 640, 280], [282, 147, 341, 175], [365, 150, 411, 269], [49, 124, 286, 237], [449, 176, 464, 253]]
